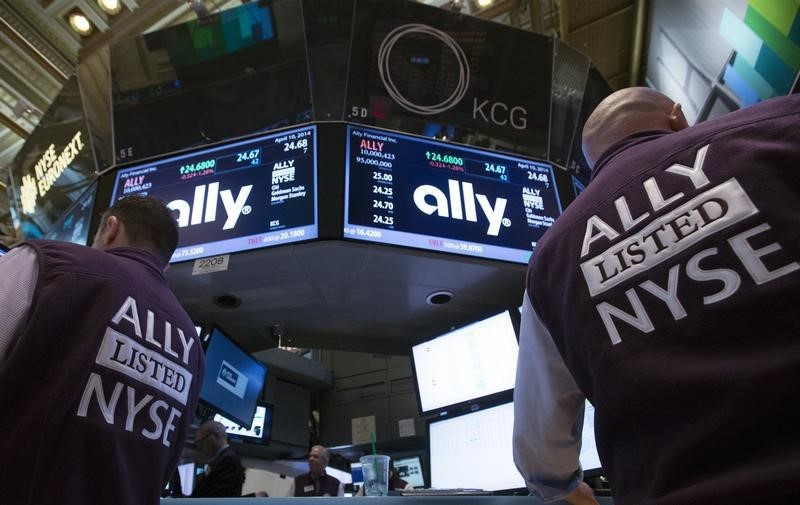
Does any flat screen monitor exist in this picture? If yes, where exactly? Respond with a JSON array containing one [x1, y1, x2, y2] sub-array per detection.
[[428, 401, 601, 492], [44, 180, 97, 245], [428, 402, 523, 492], [411, 310, 518, 415], [109, 125, 317, 262], [344, 125, 563, 264], [393, 455, 425, 488], [199, 325, 268, 429], [213, 403, 273, 445]]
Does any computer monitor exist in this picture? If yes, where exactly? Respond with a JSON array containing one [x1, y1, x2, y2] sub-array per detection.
[[393, 455, 425, 488], [213, 402, 273, 445], [428, 401, 601, 492], [198, 325, 268, 429], [411, 310, 519, 415], [428, 402, 523, 492]]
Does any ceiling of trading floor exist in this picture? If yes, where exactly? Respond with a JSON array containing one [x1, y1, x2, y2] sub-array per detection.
[[0, 0, 641, 242], [0, 0, 641, 358]]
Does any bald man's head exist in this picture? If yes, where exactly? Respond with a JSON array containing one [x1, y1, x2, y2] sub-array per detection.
[[581, 87, 688, 170]]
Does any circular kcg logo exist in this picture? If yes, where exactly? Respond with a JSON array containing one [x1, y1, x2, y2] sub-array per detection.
[[377, 23, 470, 116]]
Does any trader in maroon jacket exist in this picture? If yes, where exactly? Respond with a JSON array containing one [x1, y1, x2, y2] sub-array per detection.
[[0, 196, 204, 505], [513, 88, 800, 505]]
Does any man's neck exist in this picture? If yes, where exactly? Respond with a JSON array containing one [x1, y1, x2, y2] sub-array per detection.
[[211, 443, 230, 461]]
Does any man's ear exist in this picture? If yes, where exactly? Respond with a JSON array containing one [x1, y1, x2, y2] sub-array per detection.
[[669, 102, 689, 131], [99, 215, 121, 247]]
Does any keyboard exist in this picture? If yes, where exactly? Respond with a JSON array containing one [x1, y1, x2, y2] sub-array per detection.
[[397, 488, 492, 496]]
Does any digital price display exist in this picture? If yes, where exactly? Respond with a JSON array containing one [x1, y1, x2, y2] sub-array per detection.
[[111, 125, 317, 262], [344, 126, 562, 264]]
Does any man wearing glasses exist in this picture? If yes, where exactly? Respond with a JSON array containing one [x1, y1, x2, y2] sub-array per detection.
[[192, 420, 245, 497]]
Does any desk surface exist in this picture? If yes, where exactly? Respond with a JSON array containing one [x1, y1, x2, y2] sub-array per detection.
[[164, 496, 614, 504]]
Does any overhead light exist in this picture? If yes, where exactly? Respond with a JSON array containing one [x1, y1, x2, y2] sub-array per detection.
[[187, 0, 211, 18], [477, 0, 495, 7], [68, 12, 93, 36], [97, 0, 122, 15]]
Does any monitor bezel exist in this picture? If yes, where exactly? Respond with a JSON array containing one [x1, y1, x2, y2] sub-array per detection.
[[410, 308, 520, 417], [198, 323, 268, 430]]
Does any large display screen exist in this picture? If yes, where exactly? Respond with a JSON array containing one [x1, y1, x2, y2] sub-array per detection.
[[345, 0, 554, 159], [111, 0, 312, 163], [428, 401, 601, 492], [411, 310, 518, 415], [7, 76, 97, 239], [344, 125, 562, 263], [44, 180, 97, 245], [110, 125, 317, 262], [198, 325, 268, 429]]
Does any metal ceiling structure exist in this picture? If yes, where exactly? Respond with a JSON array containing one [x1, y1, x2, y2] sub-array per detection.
[[0, 0, 642, 244]]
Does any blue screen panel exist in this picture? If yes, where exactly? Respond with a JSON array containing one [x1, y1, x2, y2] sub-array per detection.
[[199, 326, 268, 429], [344, 125, 562, 264], [110, 125, 317, 263]]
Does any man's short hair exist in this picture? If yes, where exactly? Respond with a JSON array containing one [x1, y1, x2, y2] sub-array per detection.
[[101, 196, 178, 265], [201, 420, 229, 440], [312, 445, 330, 465]]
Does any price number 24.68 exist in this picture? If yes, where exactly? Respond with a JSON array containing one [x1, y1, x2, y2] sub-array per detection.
[[284, 138, 309, 153]]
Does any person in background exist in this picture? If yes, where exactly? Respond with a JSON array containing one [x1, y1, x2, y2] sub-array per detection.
[[387, 459, 414, 492], [513, 87, 800, 505], [0, 196, 205, 505], [288, 445, 344, 496], [192, 420, 246, 497]]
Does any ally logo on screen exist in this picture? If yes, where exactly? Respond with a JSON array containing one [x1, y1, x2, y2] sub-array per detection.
[[216, 360, 248, 399], [167, 182, 253, 231], [413, 179, 509, 236]]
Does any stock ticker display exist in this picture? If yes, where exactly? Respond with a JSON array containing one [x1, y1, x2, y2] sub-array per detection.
[[111, 125, 317, 262], [344, 125, 563, 264]]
